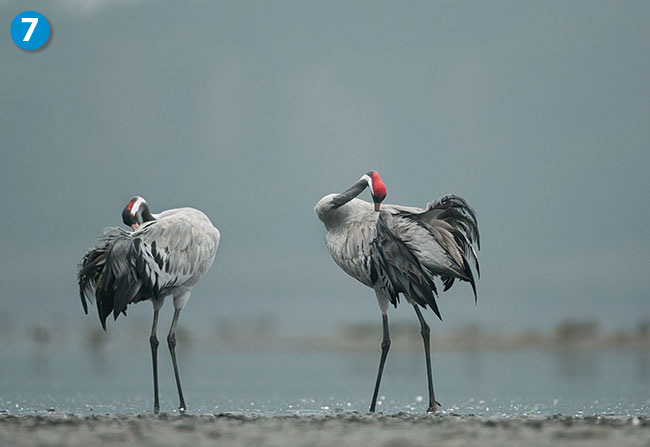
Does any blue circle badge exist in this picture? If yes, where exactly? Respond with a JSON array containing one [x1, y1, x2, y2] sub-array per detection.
[[11, 11, 50, 50]]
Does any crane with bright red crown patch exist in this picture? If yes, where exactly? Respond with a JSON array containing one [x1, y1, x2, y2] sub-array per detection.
[[315, 171, 480, 413]]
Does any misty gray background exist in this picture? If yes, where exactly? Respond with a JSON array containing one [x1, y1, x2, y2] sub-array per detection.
[[1, 0, 648, 337]]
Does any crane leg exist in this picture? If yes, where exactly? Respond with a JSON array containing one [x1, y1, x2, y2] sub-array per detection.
[[369, 313, 391, 412], [150, 308, 160, 414], [167, 308, 187, 412], [413, 304, 440, 413]]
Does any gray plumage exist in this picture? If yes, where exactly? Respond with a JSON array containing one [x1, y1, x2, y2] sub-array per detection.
[[79, 208, 220, 329], [315, 172, 480, 413], [316, 194, 479, 318], [78, 197, 220, 413]]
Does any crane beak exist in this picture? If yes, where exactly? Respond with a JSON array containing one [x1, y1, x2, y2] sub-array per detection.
[[374, 202, 381, 212]]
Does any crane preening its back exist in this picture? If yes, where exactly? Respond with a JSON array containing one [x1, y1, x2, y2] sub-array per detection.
[[78, 196, 220, 413], [315, 171, 480, 413]]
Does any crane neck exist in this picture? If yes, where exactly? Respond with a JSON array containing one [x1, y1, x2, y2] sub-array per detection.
[[330, 178, 368, 209]]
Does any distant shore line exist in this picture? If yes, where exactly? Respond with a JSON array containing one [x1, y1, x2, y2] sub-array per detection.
[[5, 317, 649, 352]]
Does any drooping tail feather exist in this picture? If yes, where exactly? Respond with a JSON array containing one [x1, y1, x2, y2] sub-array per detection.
[[368, 194, 480, 320], [419, 194, 481, 302], [425, 194, 480, 249], [78, 227, 140, 330], [373, 212, 443, 320]]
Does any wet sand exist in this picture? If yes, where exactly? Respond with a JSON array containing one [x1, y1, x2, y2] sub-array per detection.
[[1, 413, 648, 447]]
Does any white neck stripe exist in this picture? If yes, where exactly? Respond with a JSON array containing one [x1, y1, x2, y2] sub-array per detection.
[[360, 174, 373, 195], [130, 197, 145, 217]]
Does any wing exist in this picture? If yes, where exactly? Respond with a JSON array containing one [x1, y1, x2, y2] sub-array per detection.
[[384, 194, 480, 303], [325, 217, 378, 289], [132, 214, 220, 298], [371, 212, 442, 319], [411, 194, 480, 296], [78, 211, 220, 328], [78, 227, 141, 329]]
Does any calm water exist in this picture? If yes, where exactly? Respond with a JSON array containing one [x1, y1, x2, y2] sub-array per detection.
[[1, 342, 648, 417]]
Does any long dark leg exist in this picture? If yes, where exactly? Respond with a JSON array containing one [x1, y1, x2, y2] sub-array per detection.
[[167, 308, 187, 412], [369, 313, 391, 412], [150, 309, 160, 413], [413, 305, 440, 413]]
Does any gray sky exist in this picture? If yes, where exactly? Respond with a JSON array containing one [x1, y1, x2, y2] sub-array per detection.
[[1, 0, 649, 335]]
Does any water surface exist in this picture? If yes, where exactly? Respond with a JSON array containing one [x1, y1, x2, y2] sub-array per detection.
[[1, 342, 648, 417]]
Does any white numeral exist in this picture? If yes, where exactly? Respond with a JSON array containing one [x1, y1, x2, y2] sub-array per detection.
[[22, 18, 38, 41]]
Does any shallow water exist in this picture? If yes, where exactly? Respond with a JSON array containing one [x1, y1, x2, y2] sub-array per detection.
[[1, 343, 648, 417]]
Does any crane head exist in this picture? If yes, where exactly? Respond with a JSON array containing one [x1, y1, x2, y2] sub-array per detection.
[[122, 196, 155, 230], [362, 171, 386, 211]]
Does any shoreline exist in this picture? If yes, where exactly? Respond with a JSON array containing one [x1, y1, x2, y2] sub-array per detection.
[[1, 413, 648, 447]]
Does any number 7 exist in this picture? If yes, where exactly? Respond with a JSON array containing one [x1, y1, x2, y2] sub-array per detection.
[[22, 18, 38, 41]]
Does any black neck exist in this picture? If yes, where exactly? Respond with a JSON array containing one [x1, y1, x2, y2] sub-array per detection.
[[141, 205, 156, 222], [331, 179, 368, 209]]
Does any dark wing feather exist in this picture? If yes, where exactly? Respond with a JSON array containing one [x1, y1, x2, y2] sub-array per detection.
[[372, 212, 442, 320], [398, 194, 480, 303], [78, 246, 107, 314], [112, 279, 142, 320], [78, 228, 136, 329], [421, 195, 480, 249], [418, 194, 480, 278], [79, 211, 219, 330], [78, 228, 150, 330], [368, 194, 480, 319]]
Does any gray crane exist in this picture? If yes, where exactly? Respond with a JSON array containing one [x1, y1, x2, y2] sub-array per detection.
[[315, 171, 480, 413], [78, 196, 220, 413]]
